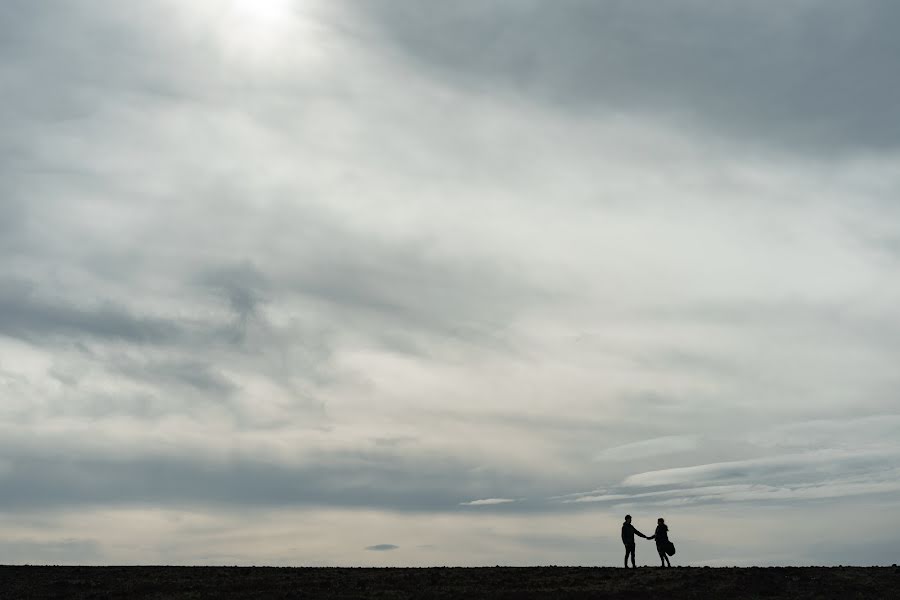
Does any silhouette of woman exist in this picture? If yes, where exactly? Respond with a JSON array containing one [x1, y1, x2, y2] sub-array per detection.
[[649, 517, 672, 567]]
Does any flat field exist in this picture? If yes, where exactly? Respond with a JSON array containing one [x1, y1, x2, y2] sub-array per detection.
[[1, 565, 897, 599]]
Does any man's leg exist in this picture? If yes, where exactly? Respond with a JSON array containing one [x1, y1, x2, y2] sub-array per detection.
[[630, 545, 636, 568]]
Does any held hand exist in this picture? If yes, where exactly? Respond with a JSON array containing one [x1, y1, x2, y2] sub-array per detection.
[[648, 536, 655, 540]]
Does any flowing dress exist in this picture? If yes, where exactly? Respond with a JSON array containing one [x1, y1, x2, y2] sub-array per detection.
[[654, 524, 669, 554]]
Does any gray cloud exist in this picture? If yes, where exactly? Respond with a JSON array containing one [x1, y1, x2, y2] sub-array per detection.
[[621, 450, 897, 488], [197, 263, 269, 329], [350, 0, 900, 152], [1, 0, 899, 567], [0, 280, 182, 344], [365, 544, 399, 551], [554, 415, 900, 510], [594, 436, 699, 462], [112, 357, 237, 396], [0, 538, 102, 564], [0, 433, 541, 512]]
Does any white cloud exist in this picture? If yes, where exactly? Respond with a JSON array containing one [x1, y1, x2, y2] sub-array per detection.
[[460, 498, 518, 506]]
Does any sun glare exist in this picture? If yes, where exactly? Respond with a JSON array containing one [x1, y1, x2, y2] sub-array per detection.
[[229, 0, 294, 29], [167, 0, 327, 71], [216, 0, 320, 64]]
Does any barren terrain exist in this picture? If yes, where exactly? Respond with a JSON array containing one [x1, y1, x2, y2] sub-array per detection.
[[1, 565, 898, 599]]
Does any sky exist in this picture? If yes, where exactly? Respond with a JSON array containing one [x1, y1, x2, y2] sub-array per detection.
[[2, 0, 900, 567]]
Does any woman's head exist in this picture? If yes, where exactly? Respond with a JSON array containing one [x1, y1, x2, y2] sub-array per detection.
[[658, 517, 665, 524]]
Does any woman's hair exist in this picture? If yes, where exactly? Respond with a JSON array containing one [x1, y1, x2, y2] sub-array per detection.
[[658, 518, 665, 524]]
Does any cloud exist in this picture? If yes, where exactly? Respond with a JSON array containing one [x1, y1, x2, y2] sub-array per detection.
[[460, 498, 518, 506], [111, 357, 237, 396], [0, 280, 183, 345], [0, 538, 103, 564], [0, 418, 552, 512], [622, 448, 900, 488], [564, 479, 900, 507], [2, 0, 900, 567], [747, 415, 900, 451], [551, 416, 900, 510], [365, 544, 399, 552], [350, 0, 900, 152], [594, 436, 699, 462]]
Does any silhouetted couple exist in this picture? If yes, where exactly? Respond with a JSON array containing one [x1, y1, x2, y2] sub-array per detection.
[[621, 515, 673, 568]]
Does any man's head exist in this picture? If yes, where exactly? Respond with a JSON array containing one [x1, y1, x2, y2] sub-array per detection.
[[625, 515, 632, 522]]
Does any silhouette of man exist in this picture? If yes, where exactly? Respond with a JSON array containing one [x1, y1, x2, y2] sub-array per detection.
[[621, 514, 649, 568]]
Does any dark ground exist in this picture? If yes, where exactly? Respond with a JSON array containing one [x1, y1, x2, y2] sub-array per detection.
[[1, 565, 898, 599]]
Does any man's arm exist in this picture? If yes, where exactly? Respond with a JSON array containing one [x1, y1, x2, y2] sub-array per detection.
[[634, 528, 648, 539]]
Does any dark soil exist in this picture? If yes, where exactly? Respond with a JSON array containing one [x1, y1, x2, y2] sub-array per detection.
[[1, 565, 898, 599]]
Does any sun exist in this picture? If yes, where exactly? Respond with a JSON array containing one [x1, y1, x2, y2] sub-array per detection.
[[228, 0, 294, 29], [172, 0, 324, 67], [219, 0, 302, 62]]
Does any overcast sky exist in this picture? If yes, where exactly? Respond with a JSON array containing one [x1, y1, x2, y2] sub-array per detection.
[[2, 0, 900, 567]]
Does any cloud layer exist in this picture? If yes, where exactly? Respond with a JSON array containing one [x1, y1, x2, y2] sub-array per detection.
[[2, 0, 899, 566]]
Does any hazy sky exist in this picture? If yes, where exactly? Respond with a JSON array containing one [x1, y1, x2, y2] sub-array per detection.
[[2, 0, 900, 567]]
